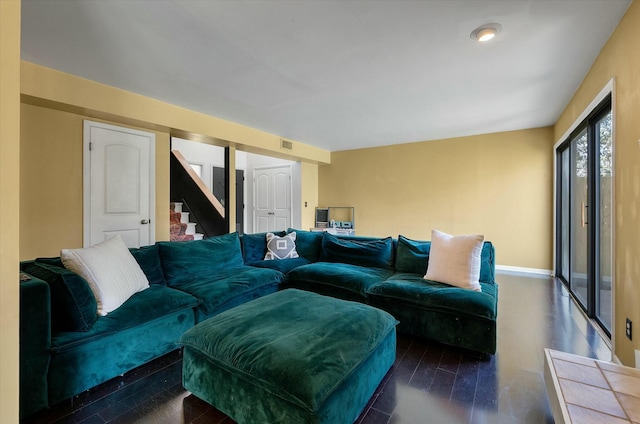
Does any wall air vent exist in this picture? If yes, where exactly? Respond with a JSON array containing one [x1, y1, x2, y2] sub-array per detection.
[[281, 139, 293, 150]]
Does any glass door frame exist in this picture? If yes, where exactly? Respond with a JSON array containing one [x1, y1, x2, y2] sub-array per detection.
[[555, 94, 612, 338]]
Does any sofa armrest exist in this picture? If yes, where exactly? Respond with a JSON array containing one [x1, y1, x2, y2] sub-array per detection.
[[20, 274, 51, 418], [480, 242, 496, 284]]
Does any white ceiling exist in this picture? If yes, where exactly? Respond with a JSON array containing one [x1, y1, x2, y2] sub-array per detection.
[[21, 0, 630, 152]]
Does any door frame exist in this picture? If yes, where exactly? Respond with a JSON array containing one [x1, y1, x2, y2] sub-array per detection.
[[83, 120, 156, 247], [212, 166, 245, 234], [553, 78, 615, 343], [252, 164, 293, 232]]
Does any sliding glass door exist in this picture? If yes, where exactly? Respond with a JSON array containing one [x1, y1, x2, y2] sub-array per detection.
[[556, 95, 612, 336], [596, 111, 613, 331], [569, 129, 589, 307]]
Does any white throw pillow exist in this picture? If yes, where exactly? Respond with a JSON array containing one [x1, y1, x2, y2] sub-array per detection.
[[61, 235, 150, 316], [424, 229, 484, 292], [264, 232, 299, 260]]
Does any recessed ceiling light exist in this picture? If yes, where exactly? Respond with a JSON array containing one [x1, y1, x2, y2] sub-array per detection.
[[471, 24, 502, 42]]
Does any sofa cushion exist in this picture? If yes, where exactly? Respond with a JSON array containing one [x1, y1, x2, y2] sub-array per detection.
[[264, 232, 299, 260], [22, 260, 98, 332], [369, 273, 498, 321], [50, 285, 199, 352], [61, 235, 151, 316], [286, 262, 394, 301], [158, 232, 244, 286], [424, 230, 483, 291], [129, 244, 166, 286], [172, 266, 285, 321], [320, 233, 394, 269], [241, 231, 285, 264], [395, 235, 431, 275], [287, 228, 323, 261]]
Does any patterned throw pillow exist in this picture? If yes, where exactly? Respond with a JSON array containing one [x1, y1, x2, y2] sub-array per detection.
[[264, 232, 300, 260]]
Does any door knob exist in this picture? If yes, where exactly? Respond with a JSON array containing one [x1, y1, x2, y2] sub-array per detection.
[[141, 219, 150, 224]]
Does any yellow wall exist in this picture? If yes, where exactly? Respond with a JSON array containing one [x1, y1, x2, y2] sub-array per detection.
[[319, 127, 555, 270], [554, 0, 640, 366], [20, 103, 170, 259], [155, 134, 170, 241], [301, 162, 319, 230], [0, 1, 21, 422]]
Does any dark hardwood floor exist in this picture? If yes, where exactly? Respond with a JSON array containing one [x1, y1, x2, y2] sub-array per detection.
[[23, 273, 610, 424]]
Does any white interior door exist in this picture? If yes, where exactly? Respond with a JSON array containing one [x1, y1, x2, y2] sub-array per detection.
[[272, 168, 291, 230], [84, 121, 155, 248], [253, 165, 291, 233]]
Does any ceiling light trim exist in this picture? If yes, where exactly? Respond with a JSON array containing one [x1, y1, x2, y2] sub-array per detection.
[[471, 23, 502, 42]]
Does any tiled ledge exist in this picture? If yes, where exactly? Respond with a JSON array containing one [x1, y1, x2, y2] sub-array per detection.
[[544, 348, 640, 423]]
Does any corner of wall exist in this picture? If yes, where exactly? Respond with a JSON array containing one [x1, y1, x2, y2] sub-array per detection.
[[0, 1, 22, 421]]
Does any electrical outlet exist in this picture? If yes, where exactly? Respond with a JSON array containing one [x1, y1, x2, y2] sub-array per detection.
[[627, 318, 633, 340]]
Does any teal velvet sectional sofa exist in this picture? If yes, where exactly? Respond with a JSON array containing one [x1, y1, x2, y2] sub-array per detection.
[[19, 229, 497, 419]]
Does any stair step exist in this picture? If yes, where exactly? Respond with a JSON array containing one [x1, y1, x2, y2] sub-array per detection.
[[170, 223, 185, 237], [180, 212, 190, 224], [169, 212, 182, 224], [192, 233, 204, 241], [184, 222, 197, 235], [171, 202, 183, 213], [170, 234, 194, 242]]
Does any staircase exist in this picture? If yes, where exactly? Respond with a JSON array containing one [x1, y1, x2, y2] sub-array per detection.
[[170, 202, 204, 241]]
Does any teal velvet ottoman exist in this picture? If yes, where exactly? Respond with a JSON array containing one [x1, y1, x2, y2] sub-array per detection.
[[179, 289, 397, 424]]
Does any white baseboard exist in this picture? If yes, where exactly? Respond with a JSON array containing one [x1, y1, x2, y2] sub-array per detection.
[[495, 265, 553, 276], [612, 354, 622, 366], [610, 351, 640, 369]]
